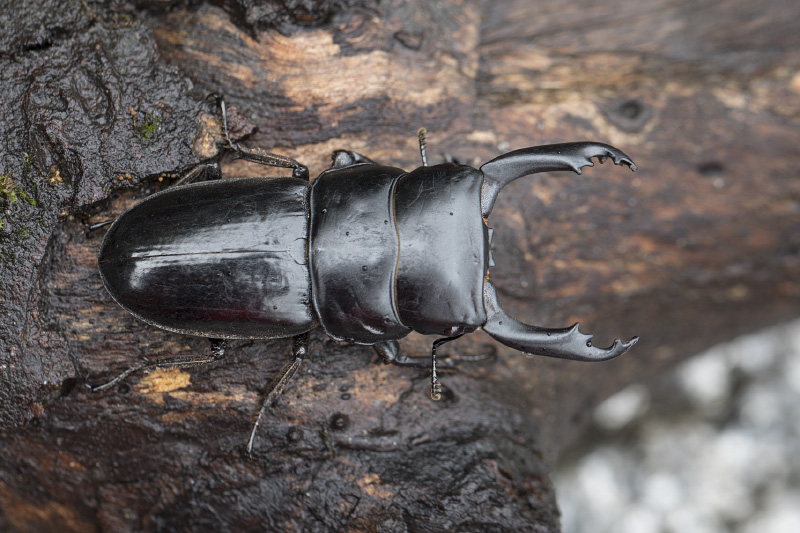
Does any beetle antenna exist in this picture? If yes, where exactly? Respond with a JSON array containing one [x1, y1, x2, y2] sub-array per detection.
[[417, 127, 428, 167], [429, 333, 464, 400]]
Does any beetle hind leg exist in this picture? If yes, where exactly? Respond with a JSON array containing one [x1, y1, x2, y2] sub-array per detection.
[[85, 338, 228, 392], [85, 162, 222, 235], [219, 99, 310, 180], [246, 332, 309, 456], [173, 161, 222, 186]]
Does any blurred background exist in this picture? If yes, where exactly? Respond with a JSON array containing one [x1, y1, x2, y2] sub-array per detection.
[[556, 320, 800, 533]]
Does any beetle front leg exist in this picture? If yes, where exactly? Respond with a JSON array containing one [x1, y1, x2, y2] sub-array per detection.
[[374, 340, 437, 368], [85, 338, 228, 392], [246, 332, 309, 456]]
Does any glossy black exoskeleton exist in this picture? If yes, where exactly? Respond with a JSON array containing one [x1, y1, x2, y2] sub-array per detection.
[[93, 101, 639, 454]]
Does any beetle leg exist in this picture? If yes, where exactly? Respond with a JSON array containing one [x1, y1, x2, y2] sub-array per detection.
[[480, 142, 637, 216], [85, 338, 228, 392], [374, 341, 437, 368], [173, 162, 222, 186], [375, 339, 495, 367], [219, 99, 310, 180], [227, 143, 310, 181], [373, 340, 401, 364], [331, 150, 378, 168], [85, 163, 221, 236], [247, 332, 309, 456], [86, 219, 115, 232]]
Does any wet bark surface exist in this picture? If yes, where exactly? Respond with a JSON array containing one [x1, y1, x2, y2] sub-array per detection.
[[1, 0, 799, 531]]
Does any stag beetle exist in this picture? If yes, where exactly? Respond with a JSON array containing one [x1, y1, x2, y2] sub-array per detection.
[[92, 101, 638, 454]]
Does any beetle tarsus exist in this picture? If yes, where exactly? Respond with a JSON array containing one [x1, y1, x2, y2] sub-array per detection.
[[85, 338, 229, 392], [85, 363, 144, 392], [218, 97, 310, 181], [86, 219, 115, 234], [430, 347, 441, 400], [174, 162, 222, 187], [247, 332, 309, 457], [430, 379, 442, 401]]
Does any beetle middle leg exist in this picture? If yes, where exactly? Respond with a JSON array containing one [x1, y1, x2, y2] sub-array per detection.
[[85, 338, 228, 392], [330, 149, 378, 168], [246, 332, 309, 456]]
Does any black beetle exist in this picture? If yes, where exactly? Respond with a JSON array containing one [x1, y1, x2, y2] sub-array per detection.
[[92, 101, 638, 453]]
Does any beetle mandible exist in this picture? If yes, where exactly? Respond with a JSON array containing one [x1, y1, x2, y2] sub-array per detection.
[[91, 100, 638, 454]]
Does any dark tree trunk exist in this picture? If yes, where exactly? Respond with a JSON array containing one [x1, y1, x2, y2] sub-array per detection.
[[1, 0, 799, 530]]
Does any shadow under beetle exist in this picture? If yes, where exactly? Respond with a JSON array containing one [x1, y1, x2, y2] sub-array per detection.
[[91, 100, 638, 454]]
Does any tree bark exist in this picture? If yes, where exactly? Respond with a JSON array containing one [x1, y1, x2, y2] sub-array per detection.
[[1, 0, 799, 530]]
